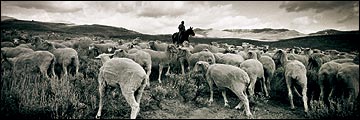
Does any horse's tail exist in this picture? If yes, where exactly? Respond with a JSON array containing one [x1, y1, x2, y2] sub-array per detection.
[[172, 33, 177, 44]]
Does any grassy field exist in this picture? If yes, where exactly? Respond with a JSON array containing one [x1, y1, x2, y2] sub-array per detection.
[[1, 19, 359, 119]]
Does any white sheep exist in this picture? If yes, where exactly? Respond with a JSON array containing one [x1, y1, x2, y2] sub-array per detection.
[[257, 55, 275, 97], [1, 47, 34, 58], [213, 53, 245, 66], [142, 44, 178, 83], [273, 49, 308, 113], [95, 57, 147, 119], [36, 40, 79, 79], [239, 53, 267, 97], [177, 48, 216, 75], [149, 40, 168, 51], [5, 51, 56, 79], [112, 49, 152, 87], [193, 61, 252, 116], [335, 64, 359, 103]]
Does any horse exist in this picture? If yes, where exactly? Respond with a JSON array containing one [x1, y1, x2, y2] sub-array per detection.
[[172, 27, 195, 45]]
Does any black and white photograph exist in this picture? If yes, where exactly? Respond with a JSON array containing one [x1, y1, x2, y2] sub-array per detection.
[[1, 1, 359, 119]]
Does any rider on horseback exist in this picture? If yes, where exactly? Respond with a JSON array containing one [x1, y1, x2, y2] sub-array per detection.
[[178, 21, 185, 42]]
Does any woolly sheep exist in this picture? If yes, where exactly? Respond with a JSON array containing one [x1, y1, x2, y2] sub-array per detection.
[[5, 51, 56, 79], [258, 55, 276, 97], [1, 41, 15, 48], [177, 48, 216, 75], [113, 49, 152, 87], [239, 56, 267, 97], [149, 40, 168, 51], [213, 53, 245, 66], [95, 58, 147, 119], [36, 40, 79, 79], [335, 64, 359, 103], [273, 49, 308, 113], [1, 47, 34, 58], [193, 61, 252, 116], [142, 44, 178, 83]]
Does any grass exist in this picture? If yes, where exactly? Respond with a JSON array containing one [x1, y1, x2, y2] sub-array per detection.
[[1, 31, 359, 119]]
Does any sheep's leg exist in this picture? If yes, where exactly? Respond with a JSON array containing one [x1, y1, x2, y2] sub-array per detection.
[[266, 74, 272, 94], [262, 76, 269, 97], [135, 79, 147, 104], [319, 82, 325, 105], [75, 57, 79, 77], [207, 79, 214, 105], [62, 63, 68, 80], [40, 65, 50, 79], [221, 90, 229, 107], [158, 64, 163, 84], [300, 80, 308, 113], [95, 76, 106, 119], [247, 76, 257, 99], [180, 60, 185, 75], [233, 83, 252, 116], [165, 65, 171, 76], [145, 66, 151, 87], [285, 76, 295, 110], [50, 60, 56, 79], [122, 89, 140, 119]]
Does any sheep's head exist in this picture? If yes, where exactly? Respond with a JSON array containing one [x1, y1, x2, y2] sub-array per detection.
[[303, 48, 313, 55], [117, 39, 125, 45], [113, 49, 126, 58], [177, 48, 190, 57], [132, 39, 140, 45], [167, 44, 178, 53], [193, 61, 210, 74], [88, 43, 95, 50], [247, 51, 257, 60], [273, 49, 287, 67], [182, 41, 190, 47], [37, 40, 54, 51]]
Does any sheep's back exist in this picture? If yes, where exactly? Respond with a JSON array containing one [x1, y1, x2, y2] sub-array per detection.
[[284, 60, 307, 79], [206, 64, 250, 88], [240, 59, 264, 77], [100, 58, 146, 87]]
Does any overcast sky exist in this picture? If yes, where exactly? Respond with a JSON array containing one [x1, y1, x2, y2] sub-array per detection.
[[1, 1, 359, 34]]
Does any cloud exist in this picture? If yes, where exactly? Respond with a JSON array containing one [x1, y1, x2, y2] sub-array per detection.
[[292, 16, 318, 25], [2, 1, 83, 13], [279, 1, 359, 23]]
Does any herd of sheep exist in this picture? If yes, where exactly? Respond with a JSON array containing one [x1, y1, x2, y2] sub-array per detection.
[[1, 35, 359, 119]]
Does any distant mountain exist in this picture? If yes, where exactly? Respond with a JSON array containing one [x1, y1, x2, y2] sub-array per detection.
[[1, 17, 143, 38], [193, 28, 307, 41], [308, 29, 358, 36], [1, 16, 16, 21]]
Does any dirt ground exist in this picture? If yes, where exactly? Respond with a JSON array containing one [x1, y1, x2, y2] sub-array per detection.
[[139, 97, 307, 119]]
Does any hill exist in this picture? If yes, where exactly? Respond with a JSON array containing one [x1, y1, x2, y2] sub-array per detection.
[[1, 16, 358, 52]]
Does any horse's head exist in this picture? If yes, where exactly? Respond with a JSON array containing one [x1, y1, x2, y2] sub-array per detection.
[[186, 27, 195, 36]]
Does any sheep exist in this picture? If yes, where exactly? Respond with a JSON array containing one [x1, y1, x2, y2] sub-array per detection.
[[1, 41, 15, 48], [4, 51, 56, 79], [192, 44, 226, 53], [36, 40, 79, 79], [193, 61, 252, 116], [149, 40, 168, 51], [257, 55, 276, 97], [94, 53, 114, 64], [16, 43, 35, 49], [335, 64, 359, 104], [213, 53, 245, 66], [177, 48, 216, 75], [112, 49, 152, 87], [89, 43, 117, 54], [239, 53, 267, 98], [1, 47, 34, 58], [272, 49, 308, 113], [142, 44, 178, 83], [180, 41, 194, 52], [95, 58, 147, 119]]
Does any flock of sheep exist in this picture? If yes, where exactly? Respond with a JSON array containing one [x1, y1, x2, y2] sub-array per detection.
[[1, 35, 359, 119]]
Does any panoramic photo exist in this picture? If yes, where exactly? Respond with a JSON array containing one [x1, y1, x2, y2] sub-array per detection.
[[1, 1, 359, 119]]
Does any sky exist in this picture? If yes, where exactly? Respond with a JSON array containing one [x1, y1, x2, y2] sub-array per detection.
[[1, 1, 359, 35]]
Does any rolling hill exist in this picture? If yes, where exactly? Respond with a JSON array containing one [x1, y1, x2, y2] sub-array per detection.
[[1, 16, 359, 52]]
